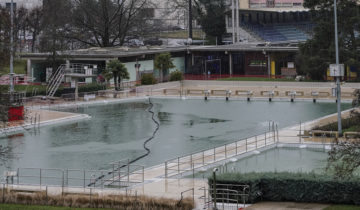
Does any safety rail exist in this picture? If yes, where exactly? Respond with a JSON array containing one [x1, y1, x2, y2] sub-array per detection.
[[165, 123, 277, 178], [200, 183, 249, 210], [6, 164, 144, 190], [176, 188, 195, 207], [64, 63, 98, 76], [47, 65, 66, 98]]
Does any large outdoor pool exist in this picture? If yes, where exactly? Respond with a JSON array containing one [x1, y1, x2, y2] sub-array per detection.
[[0, 99, 351, 175]]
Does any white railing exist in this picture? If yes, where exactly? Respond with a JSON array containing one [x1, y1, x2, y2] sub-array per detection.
[[165, 124, 277, 178]]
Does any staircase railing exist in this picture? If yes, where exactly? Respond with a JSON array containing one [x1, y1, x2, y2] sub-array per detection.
[[46, 64, 66, 98]]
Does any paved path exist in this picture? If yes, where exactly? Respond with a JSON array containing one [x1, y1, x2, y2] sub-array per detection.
[[244, 202, 330, 210]]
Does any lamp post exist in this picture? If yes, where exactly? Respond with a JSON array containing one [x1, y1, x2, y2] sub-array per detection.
[[9, 0, 14, 93], [333, 0, 342, 135]]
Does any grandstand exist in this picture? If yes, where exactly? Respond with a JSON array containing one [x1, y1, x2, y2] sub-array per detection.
[[227, 0, 314, 43]]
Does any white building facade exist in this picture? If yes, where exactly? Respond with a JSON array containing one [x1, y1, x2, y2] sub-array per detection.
[[0, 0, 42, 9]]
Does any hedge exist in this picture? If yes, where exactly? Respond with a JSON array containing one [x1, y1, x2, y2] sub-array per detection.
[[169, 70, 183, 81], [209, 172, 360, 205], [0, 83, 106, 97]]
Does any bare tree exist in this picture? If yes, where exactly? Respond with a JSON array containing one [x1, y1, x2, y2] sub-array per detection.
[[39, 0, 73, 71], [26, 6, 43, 52], [0, 6, 10, 72], [68, 0, 148, 47]]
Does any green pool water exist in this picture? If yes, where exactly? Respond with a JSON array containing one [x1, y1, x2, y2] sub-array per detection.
[[0, 99, 351, 175], [193, 147, 329, 178]]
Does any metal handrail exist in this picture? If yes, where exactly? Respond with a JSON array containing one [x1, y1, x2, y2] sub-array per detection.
[[165, 128, 277, 178]]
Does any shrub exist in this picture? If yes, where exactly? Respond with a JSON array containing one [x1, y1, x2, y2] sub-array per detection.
[[170, 70, 184, 81], [141, 74, 157, 85], [209, 172, 360, 205], [0, 83, 106, 97]]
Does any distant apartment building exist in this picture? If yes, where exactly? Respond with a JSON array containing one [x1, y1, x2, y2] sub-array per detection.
[[0, 0, 42, 9]]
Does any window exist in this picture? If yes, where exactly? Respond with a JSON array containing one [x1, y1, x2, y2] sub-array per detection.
[[249, 60, 266, 67]]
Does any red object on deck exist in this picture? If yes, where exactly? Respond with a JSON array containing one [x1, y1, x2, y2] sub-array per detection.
[[8, 106, 24, 122]]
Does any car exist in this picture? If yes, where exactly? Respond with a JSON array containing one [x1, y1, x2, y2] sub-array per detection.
[[171, 26, 185, 31], [144, 38, 163, 46], [124, 39, 144, 47]]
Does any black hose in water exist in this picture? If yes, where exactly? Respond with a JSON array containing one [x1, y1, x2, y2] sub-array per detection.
[[88, 98, 160, 187]]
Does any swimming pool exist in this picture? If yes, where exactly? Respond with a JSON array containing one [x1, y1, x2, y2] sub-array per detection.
[[193, 147, 329, 178], [0, 98, 351, 175]]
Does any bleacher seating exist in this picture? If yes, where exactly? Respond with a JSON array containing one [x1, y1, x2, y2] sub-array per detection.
[[242, 22, 314, 42]]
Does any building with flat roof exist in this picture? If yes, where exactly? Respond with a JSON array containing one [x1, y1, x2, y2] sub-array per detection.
[[0, 0, 42, 9]]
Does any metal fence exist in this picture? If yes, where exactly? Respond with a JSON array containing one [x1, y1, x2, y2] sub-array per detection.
[[199, 183, 249, 210], [5, 160, 145, 190], [165, 123, 278, 178]]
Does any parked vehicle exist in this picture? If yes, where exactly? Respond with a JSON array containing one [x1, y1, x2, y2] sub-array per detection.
[[124, 39, 144, 47], [144, 37, 163, 46]]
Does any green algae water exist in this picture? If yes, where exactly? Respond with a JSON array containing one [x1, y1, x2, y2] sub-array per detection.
[[0, 99, 351, 175], [193, 147, 329, 178]]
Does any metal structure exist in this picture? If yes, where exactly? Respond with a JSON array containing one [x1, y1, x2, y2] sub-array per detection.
[[200, 183, 249, 210], [7, 160, 144, 189], [333, 0, 342, 135], [46, 64, 98, 98], [9, 0, 14, 93], [165, 122, 277, 178]]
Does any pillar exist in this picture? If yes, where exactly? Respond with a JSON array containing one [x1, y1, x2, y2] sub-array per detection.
[[267, 55, 271, 78], [271, 60, 276, 78], [229, 53, 233, 75], [26, 59, 31, 77], [72, 78, 79, 100]]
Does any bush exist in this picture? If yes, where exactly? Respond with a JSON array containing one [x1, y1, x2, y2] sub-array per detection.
[[141, 74, 157, 85], [169, 70, 183, 81], [209, 172, 360, 205], [0, 83, 106, 97]]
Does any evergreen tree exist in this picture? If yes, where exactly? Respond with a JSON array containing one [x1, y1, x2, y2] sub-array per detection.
[[194, 0, 227, 44], [297, 0, 360, 80]]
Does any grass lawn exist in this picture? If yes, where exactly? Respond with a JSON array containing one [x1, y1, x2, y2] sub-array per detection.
[[0, 204, 111, 210], [0, 60, 27, 76], [324, 205, 360, 210], [217, 77, 295, 82], [343, 125, 360, 132]]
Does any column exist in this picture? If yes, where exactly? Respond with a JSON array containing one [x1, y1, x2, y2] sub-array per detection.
[[236, 0, 240, 43], [229, 53, 233, 75], [268, 55, 271, 78], [27, 59, 31, 77]]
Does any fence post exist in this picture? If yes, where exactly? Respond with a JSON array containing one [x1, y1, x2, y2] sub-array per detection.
[[246, 138, 248, 152], [83, 170, 86, 188], [299, 121, 302, 143], [61, 170, 64, 196], [2, 184, 5, 203], [213, 148, 216, 162], [40, 168, 42, 187], [178, 157, 180, 174], [225, 144, 227, 158], [190, 154, 193, 168], [17, 168, 19, 184], [165, 162, 168, 178], [235, 141, 238, 155], [142, 167, 144, 183], [265, 133, 267, 146], [202, 151, 205, 165], [255, 136, 258, 149]]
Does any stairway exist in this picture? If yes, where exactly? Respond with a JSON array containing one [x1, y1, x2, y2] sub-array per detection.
[[46, 64, 66, 98]]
